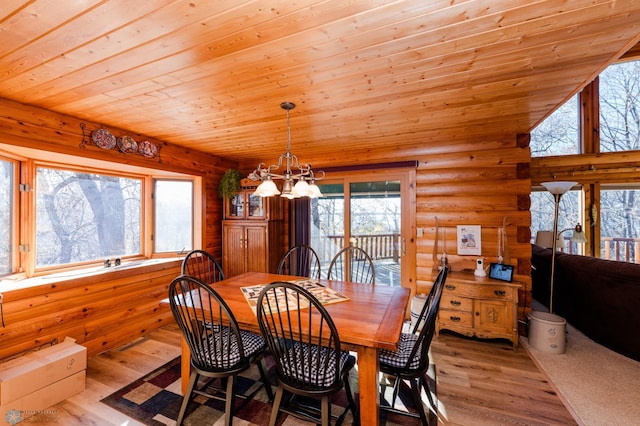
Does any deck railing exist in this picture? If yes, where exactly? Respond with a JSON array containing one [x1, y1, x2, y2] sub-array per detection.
[[317, 233, 400, 263], [562, 236, 640, 263], [602, 237, 640, 263]]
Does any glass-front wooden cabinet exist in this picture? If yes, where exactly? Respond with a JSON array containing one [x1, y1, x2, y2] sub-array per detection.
[[225, 188, 265, 219], [222, 180, 284, 277]]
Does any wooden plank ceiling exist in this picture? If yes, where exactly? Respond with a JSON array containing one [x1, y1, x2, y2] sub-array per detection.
[[0, 0, 639, 168]]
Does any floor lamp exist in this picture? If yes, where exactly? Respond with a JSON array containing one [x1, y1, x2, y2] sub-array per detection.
[[541, 181, 576, 314], [527, 181, 576, 354]]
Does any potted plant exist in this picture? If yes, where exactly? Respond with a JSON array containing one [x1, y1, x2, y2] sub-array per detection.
[[218, 169, 243, 199]]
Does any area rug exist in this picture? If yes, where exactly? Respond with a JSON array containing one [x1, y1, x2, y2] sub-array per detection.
[[522, 301, 640, 426], [101, 356, 436, 425]]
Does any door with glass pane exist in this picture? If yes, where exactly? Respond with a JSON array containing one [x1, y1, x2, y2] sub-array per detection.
[[309, 171, 414, 287]]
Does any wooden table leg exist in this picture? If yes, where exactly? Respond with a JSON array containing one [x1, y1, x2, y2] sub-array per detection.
[[180, 337, 190, 395], [357, 346, 380, 426]]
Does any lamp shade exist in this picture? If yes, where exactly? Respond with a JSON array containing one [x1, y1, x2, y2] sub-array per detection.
[[253, 179, 280, 197], [571, 225, 587, 243], [541, 181, 577, 195], [535, 231, 555, 249], [292, 179, 311, 197], [308, 182, 322, 198]]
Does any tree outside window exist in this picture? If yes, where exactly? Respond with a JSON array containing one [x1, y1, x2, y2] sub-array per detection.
[[530, 94, 579, 156], [600, 187, 640, 262], [36, 167, 142, 267], [154, 179, 193, 253], [530, 189, 582, 253], [599, 60, 640, 262], [600, 61, 640, 152], [531, 58, 640, 263], [0, 158, 14, 275]]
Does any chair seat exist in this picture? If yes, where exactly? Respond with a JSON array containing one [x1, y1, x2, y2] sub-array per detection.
[[379, 332, 423, 370], [282, 342, 353, 387], [202, 328, 266, 368]]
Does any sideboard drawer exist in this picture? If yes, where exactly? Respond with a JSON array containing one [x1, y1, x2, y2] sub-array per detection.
[[439, 310, 473, 328], [473, 285, 514, 300], [444, 282, 514, 300], [440, 294, 473, 312]]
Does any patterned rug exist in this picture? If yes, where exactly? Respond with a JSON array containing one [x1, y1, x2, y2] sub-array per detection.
[[101, 356, 436, 425]]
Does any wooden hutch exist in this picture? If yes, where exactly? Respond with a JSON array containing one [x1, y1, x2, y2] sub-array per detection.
[[222, 179, 284, 277]]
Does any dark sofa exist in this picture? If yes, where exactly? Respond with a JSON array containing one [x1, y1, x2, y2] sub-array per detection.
[[531, 244, 640, 362]]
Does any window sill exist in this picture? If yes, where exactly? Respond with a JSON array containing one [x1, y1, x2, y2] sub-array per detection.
[[1, 257, 182, 294]]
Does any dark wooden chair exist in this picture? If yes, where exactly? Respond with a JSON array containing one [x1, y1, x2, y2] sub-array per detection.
[[256, 281, 358, 426], [168, 275, 272, 426], [276, 245, 321, 279], [378, 266, 448, 425], [181, 249, 225, 285], [327, 246, 375, 284]]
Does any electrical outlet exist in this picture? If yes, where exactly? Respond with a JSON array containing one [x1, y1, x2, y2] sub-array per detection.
[[417, 228, 424, 237]]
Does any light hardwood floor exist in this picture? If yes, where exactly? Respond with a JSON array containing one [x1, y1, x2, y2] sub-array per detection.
[[45, 323, 576, 425]]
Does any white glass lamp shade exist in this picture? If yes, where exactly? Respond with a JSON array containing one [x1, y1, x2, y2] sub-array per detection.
[[571, 231, 587, 243], [292, 179, 311, 197], [308, 182, 322, 198], [254, 179, 280, 197], [571, 224, 588, 243], [541, 181, 577, 195]]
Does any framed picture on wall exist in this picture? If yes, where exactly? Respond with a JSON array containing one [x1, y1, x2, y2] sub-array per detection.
[[457, 225, 482, 255]]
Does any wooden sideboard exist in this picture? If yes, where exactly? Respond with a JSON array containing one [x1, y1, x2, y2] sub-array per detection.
[[437, 270, 520, 348]]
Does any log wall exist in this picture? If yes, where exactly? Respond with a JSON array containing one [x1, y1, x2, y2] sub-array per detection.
[[0, 97, 230, 257], [0, 260, 181, 360], [0, 98, 229, 359], [0, 96, 534, 359], [413, 137, 533, 326]]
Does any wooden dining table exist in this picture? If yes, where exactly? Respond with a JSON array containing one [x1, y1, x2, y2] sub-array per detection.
[[165, 271, 410, 426]]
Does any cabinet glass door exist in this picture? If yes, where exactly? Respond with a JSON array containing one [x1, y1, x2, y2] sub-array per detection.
[[226, 193, 244, 218], [247, 193, 265, 218]]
